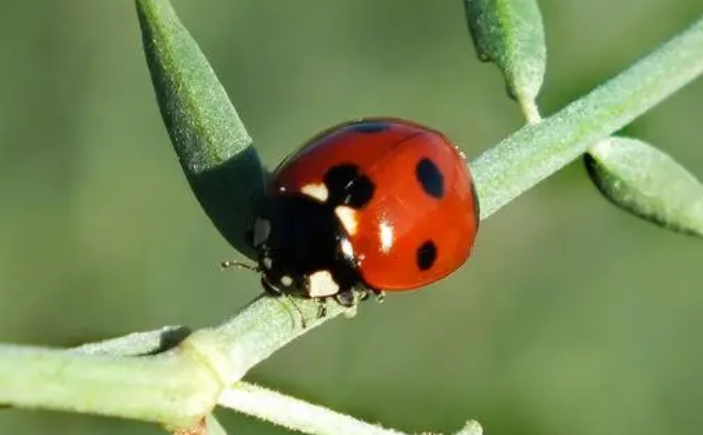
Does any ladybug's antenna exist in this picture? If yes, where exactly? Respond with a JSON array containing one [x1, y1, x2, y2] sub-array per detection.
[[220, 260, 259, 272]]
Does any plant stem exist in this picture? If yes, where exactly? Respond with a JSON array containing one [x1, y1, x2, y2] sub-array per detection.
[[179, 295, 352, 385], [219, 383, 408, 435], [219, 382, 483, 435], [0, 344, 219, 429], [72, 325, 190, 356], [471, 15, 703, 219], [0, 295, 347, 429], [519, 97, 542, 124]]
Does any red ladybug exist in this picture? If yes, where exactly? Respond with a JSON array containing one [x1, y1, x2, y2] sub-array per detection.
[[252, 118, 480, 307]]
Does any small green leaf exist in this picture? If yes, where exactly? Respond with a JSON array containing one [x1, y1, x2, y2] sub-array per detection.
[[585, 137, 703, 237], [136, 0, 264, 259], [464, 0, 546, 122]]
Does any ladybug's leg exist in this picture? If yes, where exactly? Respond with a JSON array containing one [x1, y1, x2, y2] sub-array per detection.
[[335, 289, 356, 307], [316, 299, 328, 318], [335, 289, 361, 319], [261, 278, 310, 329], [355, 285, 385, 304]]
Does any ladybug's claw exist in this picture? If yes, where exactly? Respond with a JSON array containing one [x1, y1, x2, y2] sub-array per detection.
[[316, 299, 328, 319], [335, 290, 356, 307]]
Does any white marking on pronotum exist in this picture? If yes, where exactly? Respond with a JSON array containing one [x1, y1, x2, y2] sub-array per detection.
[[379, 222, 394, 253], [262, 257, 273, 270], [253, 218, 271, 247], [280, 275, 294, 287], [340, 238, 354, 258], [308, 270, 340, 298], [335, 206, 358, 236], [301, 183, 329, 202]]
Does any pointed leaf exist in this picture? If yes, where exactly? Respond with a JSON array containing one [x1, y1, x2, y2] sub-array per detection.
[[585, 137, 703, 237], [136, 0, 264, 259], [464, 0, 546, 122]]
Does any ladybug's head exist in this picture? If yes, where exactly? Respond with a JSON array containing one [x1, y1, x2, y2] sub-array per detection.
[[252, 193, 362, 302]]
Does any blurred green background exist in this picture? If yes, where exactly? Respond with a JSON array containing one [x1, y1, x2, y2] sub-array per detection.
[[0, 1, 702, 434]]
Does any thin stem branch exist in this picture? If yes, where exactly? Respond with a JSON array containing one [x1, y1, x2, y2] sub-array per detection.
[[219, 383, 408, 435], [472, 14, 703, 219], [219, 382, 483, 435], [518, 96, 543, 124]]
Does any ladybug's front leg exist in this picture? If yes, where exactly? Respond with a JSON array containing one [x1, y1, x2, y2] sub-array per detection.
[[315, 299, 328, 319], [335, 289, 361, 319], [354, 286, 385, 304], [334, 289, 356, 307]]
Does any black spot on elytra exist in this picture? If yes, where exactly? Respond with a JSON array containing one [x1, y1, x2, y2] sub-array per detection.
[[324, 164, 375, 208], [417, 240, 437, 271], [350, 120, 391, 134], [345, 176, 375, 208], [416, 158, 444, 199], [324, 164, 357, 190]]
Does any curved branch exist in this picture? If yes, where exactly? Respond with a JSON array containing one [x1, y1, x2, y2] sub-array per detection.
[[219, 382, 484, 435]]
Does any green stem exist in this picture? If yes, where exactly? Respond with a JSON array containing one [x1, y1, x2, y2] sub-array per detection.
[[72, 325, 190, 356], [179, 295, 351, 385], [219, 383, 406, 435], [0, 296, 348, 429], [0, 345, 219, 429], [219, 382, 483, 435], [519, 96, 542, 124], [472, 15, 703, 219]]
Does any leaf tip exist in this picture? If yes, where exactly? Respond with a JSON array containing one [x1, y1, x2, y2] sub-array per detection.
[[585, 137, 703, 238]]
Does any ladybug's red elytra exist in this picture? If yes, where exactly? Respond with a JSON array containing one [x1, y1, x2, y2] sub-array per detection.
[[252, 118, 480, 308]]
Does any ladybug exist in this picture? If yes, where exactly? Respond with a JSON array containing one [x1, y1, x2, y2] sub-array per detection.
[[251, 118, 480, 309]]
